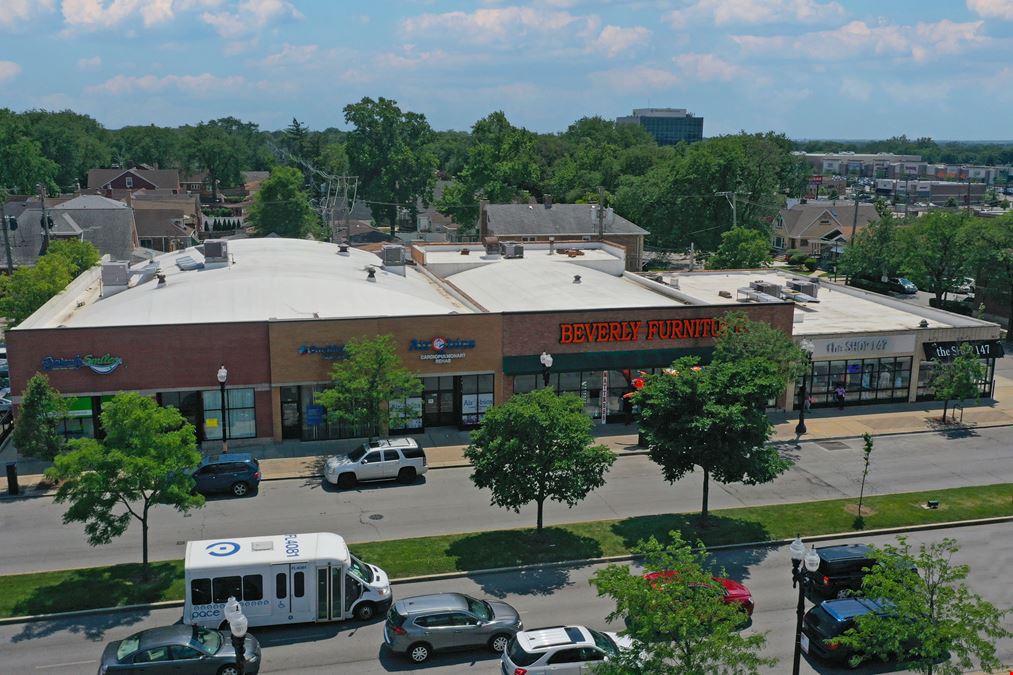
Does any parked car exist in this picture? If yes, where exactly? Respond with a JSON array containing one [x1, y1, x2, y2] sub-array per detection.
[[501, 625, 633, 675], [384, 592, 522, 663], [801, 597, 916, 665], [324, 438, 427, 488], [190, 453, 261, 497], [98, 624, 261, 674], [805, 544, 876, 601], [953, 277, 976, 295], [887, 277, 918, 294], [643, 571, 754, 616]]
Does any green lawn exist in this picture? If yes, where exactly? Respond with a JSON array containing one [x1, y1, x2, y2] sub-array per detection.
[[2, 483, 1010, 619]]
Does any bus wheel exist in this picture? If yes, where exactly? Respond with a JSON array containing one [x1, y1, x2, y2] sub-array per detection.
[[354, 601, 376, 621]]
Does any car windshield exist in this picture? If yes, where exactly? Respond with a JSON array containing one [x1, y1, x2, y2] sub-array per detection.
[[348, 447, 367, 462], [804, 606, 840, 638], [193, 627, 223, 654], [116, 634, 141, 661], [589, 629, 619, 657], [349, 555, 374, 583], [465, 595, 492, 621]]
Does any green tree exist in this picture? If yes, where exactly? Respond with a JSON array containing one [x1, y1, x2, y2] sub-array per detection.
[[591, 532, 776, 675], [0, 253, 75, 326], [465, 388, 615, 532], [854, 433, 874, 529], [635, 357, 790, 522], [315, 335, 423, 439], [12, 373, 67, 461], [46, 239, 100, 276], [110, 124, 182, 169], [839, 210, 902, 281], [247, 165, 316, 238], [343, 97, 437, 233], [928, 343, 986, 423], [963, 214, 1013, 331], [833, 537, 1012, 674], [706, 226, 772, 269], [45, 393, 203, 576], [19, 109, 112, 189], [712, 310, 807, 393], [283, 117, 310, 158], [0, 109, 59, 193], [184, 119, 255, 196], [898, 211, 970, 302]]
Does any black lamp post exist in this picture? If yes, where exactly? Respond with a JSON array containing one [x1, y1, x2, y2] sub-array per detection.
[[795, 339, 816, 437], [223, 596, 247, 675], [789, 535, 822, 675], [217, 365, 229, 452]]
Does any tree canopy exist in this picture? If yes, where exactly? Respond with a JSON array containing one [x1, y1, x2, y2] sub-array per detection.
[[706, 226, 772, 269], [465, 388, 615, 531], [13, 373, 66, 461], [247, 165, 317, 238], [928, 343, 986, 423]]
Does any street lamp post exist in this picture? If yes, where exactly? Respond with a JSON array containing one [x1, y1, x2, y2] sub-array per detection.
[[539, 352, 553, 388], [795, 339, 816, 437], [789, 535, 822, 675], [217, 365, 229, 453], [223, 596, 248, 675]]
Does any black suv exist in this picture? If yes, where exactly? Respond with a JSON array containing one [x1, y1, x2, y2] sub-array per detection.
[[801, 598, 883, 664], [805, 544, 875, 601], [190, 453, 261, 497]]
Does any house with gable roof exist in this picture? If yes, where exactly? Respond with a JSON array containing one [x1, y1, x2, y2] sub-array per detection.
[[772, 199, 880, 257], [86, 165, 181, 199]]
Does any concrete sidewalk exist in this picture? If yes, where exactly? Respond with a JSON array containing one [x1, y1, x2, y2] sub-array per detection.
[[4, 374, 1013, 498]]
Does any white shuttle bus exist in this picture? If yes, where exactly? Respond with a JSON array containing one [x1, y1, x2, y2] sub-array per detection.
[[184, 532, 392, 628]]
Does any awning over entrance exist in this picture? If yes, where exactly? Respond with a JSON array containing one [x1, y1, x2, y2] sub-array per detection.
[[502, 347, 714, 375]]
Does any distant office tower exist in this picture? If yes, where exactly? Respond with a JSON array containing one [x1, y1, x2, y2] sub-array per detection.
[[616, 108, 704, 145]]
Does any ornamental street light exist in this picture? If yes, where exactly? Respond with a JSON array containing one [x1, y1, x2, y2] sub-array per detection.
[[223, 596, 248, 675], [795, 339, 816, 437], [789, 535, 822, 675], [217, 365, 229, 452], [539, 351, 554, 388]]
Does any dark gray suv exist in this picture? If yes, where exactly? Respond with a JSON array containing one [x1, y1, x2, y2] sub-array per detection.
[[383, 592, 522, 663]]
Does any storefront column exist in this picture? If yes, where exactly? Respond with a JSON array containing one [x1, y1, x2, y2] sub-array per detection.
[[270, 387, 283, 442]]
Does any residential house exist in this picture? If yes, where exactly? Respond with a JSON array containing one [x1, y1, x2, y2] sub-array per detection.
[[11, 194, 138, 266], [773, 200, 880, 256], [479, 200, 648, 271], [130, 190, 203, 233], [133, 209, 198, 252], [86, 165, 181, 199]]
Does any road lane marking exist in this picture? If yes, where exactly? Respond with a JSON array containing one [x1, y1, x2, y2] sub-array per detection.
[[36, 660, 96, 669]]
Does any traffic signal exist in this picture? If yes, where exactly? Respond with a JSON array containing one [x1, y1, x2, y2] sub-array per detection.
[[4, 216, 16, 231], [39, 215, 54, 229]]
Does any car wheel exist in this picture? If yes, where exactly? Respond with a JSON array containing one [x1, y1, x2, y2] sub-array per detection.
[[217, 666, 241, 675], [489, 633, 510, 653], [337, 473, 356, 488], [397, 467, 416, 484], [408, 642, 431, 663], [231, 481, 249, 497], [354, 601, 376, 621]]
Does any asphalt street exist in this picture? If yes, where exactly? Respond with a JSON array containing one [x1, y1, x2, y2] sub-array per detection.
[[2, 522, 1011, 674], [1, 426, 1012, 574]]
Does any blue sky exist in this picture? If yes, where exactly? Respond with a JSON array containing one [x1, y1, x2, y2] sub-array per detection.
[[2, 0, 1012, 139]]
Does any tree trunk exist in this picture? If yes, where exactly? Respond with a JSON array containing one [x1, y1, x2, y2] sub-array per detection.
[[700, 467, 710, 525], [536, 497, 544, 533], [141, 512, 149, 581], [942, 399, 949, 424]]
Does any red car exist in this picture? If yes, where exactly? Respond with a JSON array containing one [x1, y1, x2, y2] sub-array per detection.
[[643, 571, 754, 617]]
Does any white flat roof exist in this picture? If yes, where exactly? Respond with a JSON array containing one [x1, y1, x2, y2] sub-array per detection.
[[185, 532, 349, 571], [444, 252, 686, 312], [56, 238, 471, 328], [670, 271, 990, 335]]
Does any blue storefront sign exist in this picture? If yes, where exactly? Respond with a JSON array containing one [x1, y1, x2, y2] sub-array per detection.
[[305, 404, 325, 426], [298, 344, 346, 360]]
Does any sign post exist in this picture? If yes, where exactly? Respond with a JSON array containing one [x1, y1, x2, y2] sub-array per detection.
[[600, 370, 609, 424]]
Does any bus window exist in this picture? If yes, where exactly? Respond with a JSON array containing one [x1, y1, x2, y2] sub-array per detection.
[[190, 578, 212, 605], [243, 574, 263, 601], [275, 572, 287, 599], [212, 576, 242, 604], [293, 571, 305, 598]]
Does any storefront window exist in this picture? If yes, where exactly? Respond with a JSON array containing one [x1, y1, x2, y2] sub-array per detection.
[[916, 358, 995, 401], [202, 388, 257, 440], [801, 357, 912, 407], [514, 368, 650, 419], [459, 374, 494, 426]]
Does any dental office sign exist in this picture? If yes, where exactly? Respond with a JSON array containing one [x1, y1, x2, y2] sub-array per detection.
[[409, 336, 476, 365], [42, 353, 123, 375]]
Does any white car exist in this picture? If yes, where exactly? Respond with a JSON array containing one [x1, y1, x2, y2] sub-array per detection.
[[324, 438, 427, 488], [501, 625, 633, 674], [953, 277, 975, 295]]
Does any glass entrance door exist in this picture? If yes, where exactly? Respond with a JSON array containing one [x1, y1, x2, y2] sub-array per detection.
[[280, 386, 301, 439], [422, 376, 458, 427]]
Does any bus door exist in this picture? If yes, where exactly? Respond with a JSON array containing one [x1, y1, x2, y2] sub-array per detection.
[[315, 563, 349, 621], [272, 563, 311, 621]]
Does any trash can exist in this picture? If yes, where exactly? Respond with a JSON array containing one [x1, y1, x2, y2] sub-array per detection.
[[5, 462, 18, 496]]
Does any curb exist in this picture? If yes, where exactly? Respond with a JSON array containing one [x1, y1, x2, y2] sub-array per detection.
[[770, 419, 1013, 446], [4, 514, 1011, 627]]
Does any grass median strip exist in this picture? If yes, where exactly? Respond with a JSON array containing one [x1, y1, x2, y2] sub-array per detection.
[[2, 483, 1012, 619]]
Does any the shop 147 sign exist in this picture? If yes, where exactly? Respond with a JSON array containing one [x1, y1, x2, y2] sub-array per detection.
[[409, 337, 476, 364], [42, 353, 123, 375]]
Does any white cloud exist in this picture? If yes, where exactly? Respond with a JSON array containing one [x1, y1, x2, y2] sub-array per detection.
[[61, 0, 175, 29], [88, 72, 245, 96], [401, 6, 596, 46], [201, 0, 302, 39], [0, 61, 22, 82], [967, 0, 1013, 19], [0, 0, 55, 29], [673, 52, 741, 81], [592, 25, 649, 57], [839, 77, 872, 101], [666, 0, 844, 27], [592, 64, 679, 92], [733, 19, 987, 63], [259, 43, 318, 67], [77, 55, 102, 69]]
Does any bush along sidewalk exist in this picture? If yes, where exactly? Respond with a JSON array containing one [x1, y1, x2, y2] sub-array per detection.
[[2, 483, 1012, 619]]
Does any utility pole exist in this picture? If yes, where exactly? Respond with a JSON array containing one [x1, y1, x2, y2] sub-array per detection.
[[688, 241, 695, 271], [596, 186, 606, 239], [0, 188, 15, 275], [849, 188, 861, 242], [37, 183, 51, 257], [966, 175, 972, 215]]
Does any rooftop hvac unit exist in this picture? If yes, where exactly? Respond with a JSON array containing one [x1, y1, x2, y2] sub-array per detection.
[[787, 279, 819, 298], [203, 239, 228, 261], [483, 236, 500, 255], [417, 214, 432, 232], [750, 280, 782, 297], [101, 261, 130, 287], [381, 244, 406, 266], [501, 242, 524, 259]]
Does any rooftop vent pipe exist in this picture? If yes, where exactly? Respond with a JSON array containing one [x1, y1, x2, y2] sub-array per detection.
[[573, 274, 582, 284], [367, 267, 376, 282], [156, 271, 166, 286], [338, 242, 349, 254]]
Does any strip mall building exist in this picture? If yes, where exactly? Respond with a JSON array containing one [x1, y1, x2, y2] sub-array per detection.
[[7, 238, 1002, 448]]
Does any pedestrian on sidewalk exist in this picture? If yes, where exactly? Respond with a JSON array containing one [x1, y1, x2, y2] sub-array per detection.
[[834, 383, 846, 409]]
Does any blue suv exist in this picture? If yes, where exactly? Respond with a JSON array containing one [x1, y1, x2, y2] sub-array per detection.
[[191, 454, 261, 497]]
